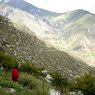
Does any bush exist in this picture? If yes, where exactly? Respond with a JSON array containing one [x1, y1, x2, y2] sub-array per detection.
[[0, 79, 23, 91], [70, 73, 95, 95], [18, 73, 49, 95], [18, 75, 36, 89], [0, 52, 19, 70], [20, 63, 32, 73], [20, 63, 41, 77], [30, 64, 41, 77], [51, 71, 69, 94]]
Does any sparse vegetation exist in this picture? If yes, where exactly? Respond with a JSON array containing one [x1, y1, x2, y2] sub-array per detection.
[[0, 71, 49, 95], [0, 51, 18, 70], [0, 16, 91, 79], [0, 15, 95, 95], [51, 71, 69, 95], [0, 44, 95, 95], [69, 72, 95, 95], [0, 51, 50, 95]]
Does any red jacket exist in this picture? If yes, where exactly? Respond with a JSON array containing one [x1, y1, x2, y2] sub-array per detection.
[[12, 68, 19, 81]]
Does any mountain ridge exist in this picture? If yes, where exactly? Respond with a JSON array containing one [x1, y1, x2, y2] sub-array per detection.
[[0, 0, 95, 67], [0, 0, 62, 17]]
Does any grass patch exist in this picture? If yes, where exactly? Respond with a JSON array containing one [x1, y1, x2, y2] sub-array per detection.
[[0, 71, 50, 95]]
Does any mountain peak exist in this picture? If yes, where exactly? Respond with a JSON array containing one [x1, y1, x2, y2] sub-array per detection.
[[67, 9, 92, 16], [74, 9, 92, 14]]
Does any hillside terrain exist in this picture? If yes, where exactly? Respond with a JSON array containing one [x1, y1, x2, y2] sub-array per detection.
[[0, 1, 95, 95], [0, 46, 95, 95], [0, 0, 95, 66], [0, 16, 93, 79]]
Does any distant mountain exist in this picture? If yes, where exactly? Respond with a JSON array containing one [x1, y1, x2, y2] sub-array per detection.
[[0, 16, 92, 78], [0, 0, 95, 66], [50, 10, 95, 66], [0, 0, 60, 17]]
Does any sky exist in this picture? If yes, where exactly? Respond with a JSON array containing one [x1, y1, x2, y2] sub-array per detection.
[[25, 0, 95, 13]]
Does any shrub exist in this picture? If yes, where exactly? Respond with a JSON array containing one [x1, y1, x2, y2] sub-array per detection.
[[30, 64, 41, 77], [70, 73, 95, 95], [0, 79, 23, 91], [19, 75, 36, 89], [0, 52, 19, 70], [18, 72, 49, 95], [20, 63, 41, 77], [20, 63, 31, 73], [51, 71, 69, 94]]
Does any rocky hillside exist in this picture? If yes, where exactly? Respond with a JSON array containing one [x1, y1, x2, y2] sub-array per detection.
[[0, 0, 95, 66], [0, 0, 95, 70], [0, 16, 92, 78]]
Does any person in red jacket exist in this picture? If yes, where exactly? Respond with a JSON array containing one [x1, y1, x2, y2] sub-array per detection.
[[12, 67, 19, 82]]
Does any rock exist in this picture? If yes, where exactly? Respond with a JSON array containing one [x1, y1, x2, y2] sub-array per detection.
[[41, 69, 48, 77], [45, 74, 53, 83], [5, 88, 16, 93], [49, 89, 60, 95], [0, 65, 4, 70]]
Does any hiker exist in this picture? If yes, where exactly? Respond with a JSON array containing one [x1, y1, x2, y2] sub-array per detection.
[[12, 67, 19, 82]]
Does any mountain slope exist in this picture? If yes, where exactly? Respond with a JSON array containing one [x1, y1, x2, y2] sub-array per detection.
[[0, 3, 58, 40], [43, 10, 95, 66], [1, 0, 95, 52], [0, 0, 95, 66], [0, 16, 92, 78], [52, 12, 95, 66], [45, 9, 92, 28]]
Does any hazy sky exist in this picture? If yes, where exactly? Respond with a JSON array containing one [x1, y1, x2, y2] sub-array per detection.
[[25, 0, 95, 13]]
